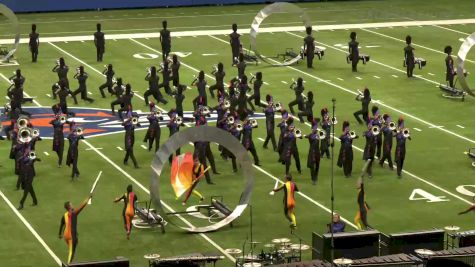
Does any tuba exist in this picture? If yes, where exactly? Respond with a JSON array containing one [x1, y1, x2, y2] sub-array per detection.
[[250, 119, 258, 127], [402, 128, 410, 138], [388, 121, 396, 131], [349, 131, 358, 139], [76, 127, 84, 135], [28, 151, 36, 160], [32, 128, 40, 138], [18, 127, 32, 143], [371, 125, 380, 136], [17, 116, 29, 128]]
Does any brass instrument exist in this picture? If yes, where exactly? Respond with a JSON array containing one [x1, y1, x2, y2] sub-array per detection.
[[18, 127, 32, 143], [211, 65, 218, 74], [349, 131, 358, 139], [235, 123, 243, 131], [331, 116, 338, 125], [76, 127, 84, 135], [318, 129, 326, 139], [356, 90, 363, 101], [224, 100, 231, 109], [402, 128, 410, 138], [154, 110, 162, 118], [227, 116, 235, 124], [175, 116, 183, 125], [32, 128, 40, 138], [378, 116, 385, 125], [147, 67, 152, 74], [17, 116, 29, 128], [191, 75, 198, 85], [59, 115, 67, 124], [371, 125, 380, 136], [131, 117, 139, 125], [201, 106, 211, 115], [249, 72, 255, 84], [28, 151, 36, 160], [388, 121, 396, 131], [289, 78, 296, 89], [294, 128, 302, 138], [55, 59, 60, 65], [250, 119, 258, 127], [4, 102, 11, 113], [273, 102, 282, 110]]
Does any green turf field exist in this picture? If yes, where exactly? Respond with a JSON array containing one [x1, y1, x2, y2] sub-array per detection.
[[1, 0, 475, 266]]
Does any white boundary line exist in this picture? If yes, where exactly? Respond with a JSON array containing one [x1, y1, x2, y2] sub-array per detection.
[[2, 19, 475, 44]]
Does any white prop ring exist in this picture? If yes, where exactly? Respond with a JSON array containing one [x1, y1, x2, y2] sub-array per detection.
[[0, 4, 20, 62]]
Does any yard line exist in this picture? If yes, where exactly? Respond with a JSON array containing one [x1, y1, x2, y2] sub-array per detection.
[[263, 81, 269, 85], [457, 125, 465, 129], [221, 33, 475, 145], [391, 74, 398, 78], [433, 25, 471, 35], [362, 28, 475, 64], [140, 145, 148, 150], [85, 147, 103, 150], [257, 137, 265, 142], [355, 76, 362, 80], [459, 38, 465, 42], [429, 125, 445, 129], [413, 128, 422, 132], [373, 75, 381, 79], [281, 81, 288, 84], [116, 146, 123, 151], [87, 92, 92, 95], [46, 94, 51, 97], [428, 73, 435, 76], [337, 78, 344, 81], [207, 34, 475, 206], [0, 190, 62, 266], [43, 152, 49, 156]]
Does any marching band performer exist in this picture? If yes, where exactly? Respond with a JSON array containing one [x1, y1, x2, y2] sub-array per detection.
[[303, 26, 315, 69], [247, 72, 266, 111], [229, 23, 241, 65], [143, 104, 163, 152], [404, 35, 415, 78], [288, 77, 305, 115], [50, 113, 66, 167], [114, 184, 137, 240], [348, 31, 359, 72], [395, 117, 410, 178], [273, 174, 299, 229], [263, 95, 277, 151], [236, 76, 252, 120], [116, 85, 134, 121], [209, 62, 226, 98], [355, 179, 371, 230], [306, 121, 321, 185], [59, 194, 92, 264], [29, 24, 39, 62], [171, 54, 181, 87], [320, 108, 331, 159], [234, 53, 246, 79], [110, 78, 125, 115], [158, 60, 173, 96], [18, 147, 41, 210], [444, 45, 455, 88], [242, 118, 260, 166], [144, 66, 168, 105], [370, 106, 383, 159], [174, 85, 186, 118], [167, 109, 183, 163], [194, 106, 219, 175], [298, 91, 314, 123], [277, 111, 289, 158], [52, 57, 70, 99], [54, 81, 77, 117], [379, 114, 394, 170], [280, 119, 302, 174], [183, 156, 208, 204], [363, 123, 377, 178], [8, 72, 32, 116], [337, 121, 356, 178], [66, 122, 84, 179], [122, 112, 140, 169], [458, 197, 475, 215], [192, 71, 208, 110], [72, 66, 94, 103], [98, 64, 115, 98], [160, 20, 171, 61], [353, 87, 371, 125], [94, 23, 105, 62]]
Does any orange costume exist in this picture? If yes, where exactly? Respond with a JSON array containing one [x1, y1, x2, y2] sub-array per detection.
[[115, 191, 137, 238], [274, 180, 299, 227], [58, 197, 89, 264]]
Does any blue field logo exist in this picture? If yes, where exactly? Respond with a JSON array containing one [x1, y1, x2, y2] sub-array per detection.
[[1, 107, 267, 139]]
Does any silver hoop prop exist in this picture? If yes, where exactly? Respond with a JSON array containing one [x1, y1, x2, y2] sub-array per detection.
[[0, 4, 20, 63], [150, 126, 254, 233], [457, 32, 475, 97], [250, 2, 311, 66]]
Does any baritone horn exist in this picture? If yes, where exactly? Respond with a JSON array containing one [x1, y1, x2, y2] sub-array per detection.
[[403, 128, 410, 138], [250, 119, 258, 127], [32, 128, 40, 138], [318, 129, 326, 139], [349, 131, 358, 139], [388, 121, 396, 131], [76, 127, 84, 135], [28, 151, 36, 160], [371, 125, 380, 136], [18, 127, 32, 143], [294, 128, 302, 138]]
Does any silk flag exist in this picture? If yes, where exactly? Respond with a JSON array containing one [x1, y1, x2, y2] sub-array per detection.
[[170, 152, 194, 198]]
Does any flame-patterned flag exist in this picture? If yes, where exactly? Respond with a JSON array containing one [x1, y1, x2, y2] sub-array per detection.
[[170, 152, 194, 198]]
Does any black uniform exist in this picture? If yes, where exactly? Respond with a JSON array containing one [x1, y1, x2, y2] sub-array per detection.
[[52, 66, 69, 98], [395, 131, 410, 177], [50, 118, 65, 166], [117, 92, 134, 121], [247, 80, 266, 110], [209, 70, 225, 98], [123, 120, 139, 168], [94, 31, 105, 62], [353, 96, 371, 125], [72, 73, 93, 103], [229, 32, 241, 63], [29, 32, 39, 62], [288, 85, 304, 114], [297, 99, 314, 123], [280, 129, 301, 174], [337, 132, 354, 177], [192, 80, 208, 110], [66, 133, 84, 178], [306, 132, 320, 184], [18, 153, 40, 209], [174, 92, 185, 118], [349, 40, 359, 72], [158, 67, 172, 95], [404, 45, 415, 77], [167, 118, 181, 163], [57, 87, 77, 117], [446, 55, 455, 88], [263, 105, 277, 151], [171, 61, 180, 87], [193, 141, 213, 184], [160, 29, 171, 61], [99, 69, 114, 97], [143, 114, 162, 152], [379, 126, 394, 169], [304, 35, 315, 68], [144, 74, 167, 105], [363, 130, 377, 177], [320, 119, 331, 159], [242, 123, 260, 165]]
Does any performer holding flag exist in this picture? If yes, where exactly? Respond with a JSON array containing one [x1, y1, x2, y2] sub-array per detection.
[[355, 160, 371, 230], [272, 174, 299, 229], [114, 184, 137, 240]]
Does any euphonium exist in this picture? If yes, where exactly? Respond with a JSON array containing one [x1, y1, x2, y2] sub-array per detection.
[[388, 121, 396, 131], [403, 128, 410, 138], [175, 116, 183, 124], [227, 116, 235, 124], [28, 151, 36, 160], [371, 125, 380, 136], [32, 128, 40, 138], [131, 117, 139, 125], [318, 129, 326, 139], [17, 116, 29, 128], [250, 119, 258, 127], [331, 116, 338, 125], [224, 100, 231, 109], [59, 115, 67, 124], [349, 131, 357, 139], [273, 102, 282, 110], [19, 127, 32, 143], [76, 127, 84, 135], [294, 128, 302, 138]]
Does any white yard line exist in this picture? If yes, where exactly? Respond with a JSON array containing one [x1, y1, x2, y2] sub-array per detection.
[[43, 152, 49, 156], [413, 128, 422, 132], [337, 78, 344, 81], [373, 75, 380, 79], [257, 137, 265, 142], [392, 75, 399, 78], [140, 144, 148, 150], [355, 76, 362, 80], [432, 25, 471, 35], [456, 125, 465, 129], [116, 146, 123, 151]]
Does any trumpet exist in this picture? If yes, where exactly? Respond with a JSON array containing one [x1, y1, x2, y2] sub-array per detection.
[[18, 127, 32, 143], [289, 78, 296, 89], [402, 128, 410, 138], [250, 119, 258, 127], [32, 128, 40, 138], [318, 129, 326, 139], [175, 116, 183, 125], [76, 127, 84, 135], [211, 65, 218, 74], [55, 59, 60, 65], [356, 90, 363, 101], [146, 67, 152, 74], [131, 117, 139, 125], [331, 116, 338, 125], [59, 115, 67, 124], [17, 116, 29, 128], [235, 123, 243, 131], [294, 128, 303, 138], [227, 116, 235, 124], [349, 131, 358, 139], [28, 151, 36, 160], [273, 102, 282, 110], [191, 75, 198, 85], [154, 110, 162, 118], [201, 106, 211, 115], [249, 72, 256, 84], [388, 121, 396, 131], [224, 100, 231, 109], [371, 125, 380, 136]]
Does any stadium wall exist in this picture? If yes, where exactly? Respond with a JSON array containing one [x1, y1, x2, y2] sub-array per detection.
[[0, 0, 322, 13]]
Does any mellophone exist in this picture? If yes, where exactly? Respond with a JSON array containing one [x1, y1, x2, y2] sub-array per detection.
[[346, 53, 370, 64], [403, 57, 427, 69]]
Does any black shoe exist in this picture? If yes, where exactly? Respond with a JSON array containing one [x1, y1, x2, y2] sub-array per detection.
[[213, 171, 220, 175], [134, 165, 139, 169], [17, 204, 23, 210], [255, 163, 261, 167], [233, 169, 238, 173], [207, 181, 215, 185], [123, 160, 128, 165], [31, 202, 38, 206]]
